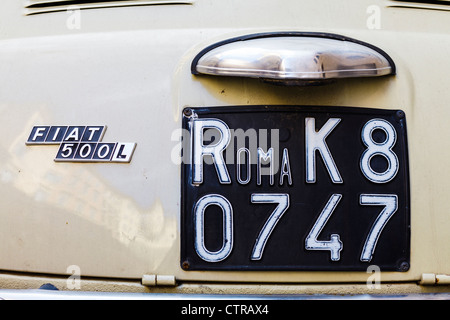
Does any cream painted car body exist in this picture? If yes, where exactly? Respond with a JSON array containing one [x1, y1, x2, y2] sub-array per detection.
[[0, 0, 449, 296]]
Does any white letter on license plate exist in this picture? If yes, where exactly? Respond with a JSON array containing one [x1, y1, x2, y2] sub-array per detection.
[[360, 119, 399, 183], [194, 194, 233, 262], [250, 193, 290, 260], [192, 119, 231, 185], [305, 194, 343, 261], [360, 194, 398, 262], [305, 118, 343, 184]]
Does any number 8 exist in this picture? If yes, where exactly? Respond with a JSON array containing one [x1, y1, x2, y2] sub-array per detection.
[[360, 119, 399, 183]]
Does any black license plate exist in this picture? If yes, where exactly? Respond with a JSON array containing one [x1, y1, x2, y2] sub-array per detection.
[[180, 106, 410, 271]]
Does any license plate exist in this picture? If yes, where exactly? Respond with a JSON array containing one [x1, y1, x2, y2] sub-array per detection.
[[180, 106, 410, 271]]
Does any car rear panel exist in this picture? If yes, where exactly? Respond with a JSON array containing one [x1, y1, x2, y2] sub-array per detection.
[[0, 0, 449, 292]]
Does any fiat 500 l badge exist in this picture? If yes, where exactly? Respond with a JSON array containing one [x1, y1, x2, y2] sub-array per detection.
[[26, 125, 136, 163]]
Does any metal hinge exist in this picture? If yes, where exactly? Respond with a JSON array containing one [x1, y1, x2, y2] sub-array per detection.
[[141, 275, 176, 287], [420, 273, 450, 286]]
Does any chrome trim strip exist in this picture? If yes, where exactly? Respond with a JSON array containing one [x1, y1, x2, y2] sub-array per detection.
[[387, 0, 450, 11], [0, 289, 449, 300], [24, 0, 194, 15]]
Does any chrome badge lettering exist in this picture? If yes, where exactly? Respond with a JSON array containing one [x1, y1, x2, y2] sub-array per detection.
[[26, 126, 136, 163]]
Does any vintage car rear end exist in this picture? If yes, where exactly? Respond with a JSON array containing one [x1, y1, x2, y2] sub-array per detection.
[[0, 0, 449, 300]]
